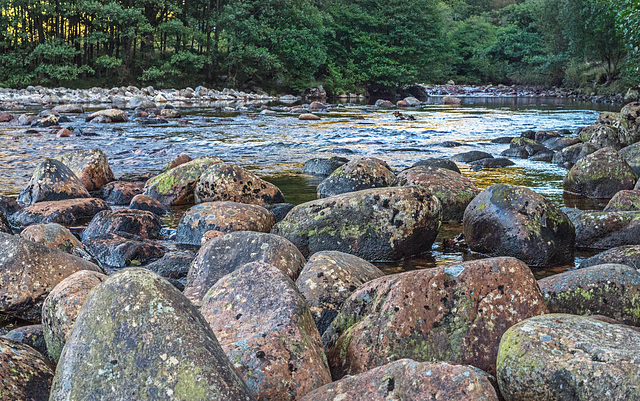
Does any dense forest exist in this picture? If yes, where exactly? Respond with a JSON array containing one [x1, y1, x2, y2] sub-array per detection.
[[0, 0, 638, 94]]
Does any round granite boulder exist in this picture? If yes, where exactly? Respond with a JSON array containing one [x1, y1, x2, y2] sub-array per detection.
[[463, 184, 575, 267], [82, 209, 162, 240], [323, 257, 547, 378], [0, 337, 54, 401], [201, 262, 331, 401], [410, 158, 461, 173], [572, 211, 640, 249], [9, 198, 110, 227], [273, 186, 442, 261], [21, 223, 95, 263], [604, 189, 640, 211], [99, 181, 144, 205], [497, 314, 640, 401], [301, 157, 349, 176], [580, 245, 640, 269], [49, 268, 255, 401], [55, 148, 114, 191], [451, 151, 493, 163], [317, 157, 395, 198], [552, 142, 597, 168], [18, 159, 90, 206]]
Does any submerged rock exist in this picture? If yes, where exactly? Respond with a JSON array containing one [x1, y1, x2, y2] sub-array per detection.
[[176, 202, 275, 246], [317, 157, 395, 198], [42, 270, 107, 362], [9, 198, 110, 227], [18, 159, 90, 206], [55, 149, 114, 191], [49, 268, 255, 401], [296, 251, 385, 335], [0, 233, 102, 322], [273, 186, 442, 261], [201, 262, 331, 400], [0, 337, 54, 401], [195, 163, 285, 205], [323, 257, 547, 378], [563, 147, 638, 199], [184, 231, 305, 306], [538, 264, 640, 326], [396, 165, 480, 221], [300, 359, 499, 401], [463, 184, 575, 267], [497, 314, 640, 401]]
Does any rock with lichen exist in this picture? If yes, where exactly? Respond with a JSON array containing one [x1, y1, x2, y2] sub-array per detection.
[[195, 163, 284, 205], [18, 159, 90, 206], [0, 337, 54, 401], [317, 157, 395, 198]]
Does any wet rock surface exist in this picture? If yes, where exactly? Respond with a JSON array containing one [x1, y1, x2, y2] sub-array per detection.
[[539, 264, 640, 325], [451, 151, 493, 163], [497, 314, 640, 401], [17, 159, 90, 206], [273, 186, 442, 261], [572, 211, 640, 249], [0, 337, 54, 401], [300, 359, 499, 401], [184, 231, 305, 306], [411, 157, 461, 173], [580, 245, 640, 269], [0, 233, 102, 322], [296, 251, 385, 336], [9, 198, 110, 227], [463, 184, 575, 267], [55, 149, 114, 191], [323, 257, 547, 378], [195, 163, 285, 205], [50, 268, 255, 401], [82, 209, 162, 241], [396, 165, 480, 221], [99, 180, 144, 205], [42, 270, 107, 362], [201, 262, 331, 401], [176, 201, 275, 246], [317, 157, 395, 198]]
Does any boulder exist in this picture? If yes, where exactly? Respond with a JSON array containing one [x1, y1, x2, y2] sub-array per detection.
[[411, 157, 460, 173], [300, 359, 499, 401], [176, 202, 275, 246], [296, 251, 385, 335], [0, 195, 20, 217], [538, 263, 640, 325], [82, 209, 162, 241], [99, 181, 145, 205], [143, 156, 222, 205], [163, 153, 192, 171], [126, 96, 156, 109], [317, 157, 395, 198], [301, 157, 349, 176], [52, 104, 84, 113], [542, 136, 581, 151], [273, 186, 442, 261], [2, 324, 48, 358], [49, 268, 255, 401], [195, 163, 285, 205], [564, 147, 638, 199], [580, 245, 640, 269], [396, 166, 480, 221], [86, 108, 128, 122], [299, 113, 320, 121], [552, 142, 597, 168], [323, 257, 547, 378], [129, 194, 167, 215], [0, 233, 102, 322], [469, 157, 515, 168], [83, 233, 165, 268], [55, 149, 114, 191], [463, 184, 575, 267], [201, 262, 331, 400], [619, 142, 640, 175], [451, 151, 493, 163], [0, 337, 54, 401], [618, 101, 640, 146], [573, 211, 640, 249], [184, 231, 305, 306], [21, 223, 95, 263], [262, 203, 294, 223], [9, 198, 110, 227], [18, 159, 90, 206], [581, 124, 623, 149], [42, 270, 107, 362], [497, 314, 640, 401], [0, 211, 12, 234], [375, 99, 394, 108], [604, 189, 640, 211], [143, 251, 194, 287]]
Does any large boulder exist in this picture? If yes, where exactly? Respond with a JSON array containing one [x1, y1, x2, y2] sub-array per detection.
[[396, 166, 480, 221], [463, 184, 575, 267], [542, 136, 581, 151], [82, 209, 162, 241], [21, 223, 95, 263], [82, 233, 165, 269], [580, 245, 640, 269], [572, 211, 640, 249], [411, 157, 461, 173], [301, 157, 349, 176], [582, 124, 623, 149], [317, 157, 395, 198], [296, 251, 385, 336], [176, 202, 275, 246], [0, 233, 102, 322], [451, 151, 493, 163], [194, 163, 285, 205], [55, 149, 114, 191], [619, 141, 640, 175], [143, 156, 222, 205], [129, 194, 167, 215], [9, 198, 110, 227], [18, 159, 90, 206], [563, 147, 638, 199], [0, 338, 54, 401], [552, 142, 597, 168], [49, 268, 255, 401], [538, 264, 640, 325], [201, 262, 331, 400], [323, 257, 547, 378], [604, 189, 640, 211], [86, 108, 128, 122], [184, 231, 305, 306], [273, 186, 442, 261], [300, 359, 500, 401], [618, 101, 640, 145], [41, 270, 107, 362], [497, 314, 640, 401]]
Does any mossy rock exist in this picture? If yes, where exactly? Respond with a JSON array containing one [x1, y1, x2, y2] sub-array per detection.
[[552, 142, 597, 168], [604, 189, 640, 211], [619, 142, 640, 175], [18, 159, 90, 206]]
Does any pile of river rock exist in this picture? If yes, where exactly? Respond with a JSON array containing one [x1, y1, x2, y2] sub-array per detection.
[[2, 102, 640, 401]]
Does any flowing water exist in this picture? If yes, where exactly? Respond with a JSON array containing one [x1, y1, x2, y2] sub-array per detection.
[[0, 97, 619, 285]]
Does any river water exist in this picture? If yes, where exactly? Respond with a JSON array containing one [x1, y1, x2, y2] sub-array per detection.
[[0, 97, 619, 279]]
